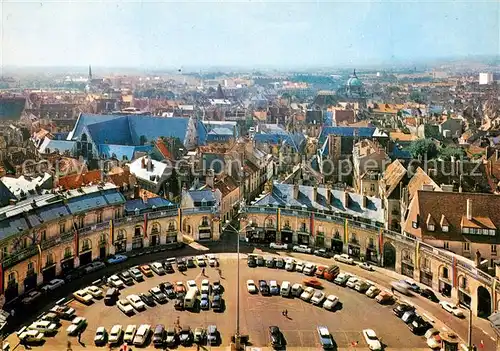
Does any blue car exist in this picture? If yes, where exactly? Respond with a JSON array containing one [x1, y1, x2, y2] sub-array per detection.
[[200, 293, 210, 310], [107, 254, 128, 264], [317, 326, 335, 349]]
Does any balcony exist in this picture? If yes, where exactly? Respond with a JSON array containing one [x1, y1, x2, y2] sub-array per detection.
[[199, 222, 211, 230], [40, 235, 61, 250], [115, 234, 126, 243], [2, 246, 39, 269], [78, 221, 109, 238], [80, 244, 91, 253], [316, 231, 325, 237], [44, 260, 55, 270], [60, 231, 75, 243], [148, 210, 178, 220], [349, 238, 360, 246]]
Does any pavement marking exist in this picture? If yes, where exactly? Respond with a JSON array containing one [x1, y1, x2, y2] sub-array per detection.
[[422, 313, 435, 323]]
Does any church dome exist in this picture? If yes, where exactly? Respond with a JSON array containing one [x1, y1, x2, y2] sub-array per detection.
[[347, 76, 362, 87]]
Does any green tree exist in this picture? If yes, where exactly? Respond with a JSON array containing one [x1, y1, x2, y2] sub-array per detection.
[[408, 139, 438, 159], [439, 145, 465, 160], [409, 91, 425, 104]]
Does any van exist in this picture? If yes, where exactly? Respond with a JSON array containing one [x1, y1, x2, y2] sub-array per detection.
[[184, 288, 198, 310], [291, 283, 303, 297], [323, 265, 340, 281], [280, 281, 291, 297]]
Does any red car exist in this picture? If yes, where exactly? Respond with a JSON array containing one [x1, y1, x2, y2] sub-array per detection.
[[315, 266, 327, 278], [303, 278, 323, 289]]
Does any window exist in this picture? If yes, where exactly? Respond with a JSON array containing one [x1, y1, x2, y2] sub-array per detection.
[[117, 229, 125, 241], [8, 273, 15, 284], [462, 227, 470, 234], [46, 253, 54, 265], [370, 184, 375, 192], [114, 208, 121, 219], [442, 225, 449, 232], [151, 223, 160, 234], [428, 224, 435, 231], [463, 242, 470, 251], [2, 247, 7, 258], [64, 247, 72, 258], [77, 216, 84, 229], [168, 222, 175, 232], [492, 245, 497, 255], [40, 230, 46, 241], [27, 262, 34, 272], [96, 211, 103, 223], [444, 242, 449, 250], [490, 229, 496, 236], [59, 222, 66, 234], [412, 221, 418, 229]]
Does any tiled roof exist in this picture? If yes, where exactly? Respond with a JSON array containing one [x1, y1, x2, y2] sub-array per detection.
[[380, 159, 407, 198], [390, 132, 418, 142], [187, 190, 216, 204], [318, 126, 378, 145], [407, 167, 441, 201], [58, 170, 102, 190], [404, 190, 500, 243], [0, 180, 16, 206], [214, 176, 239, 197], [254, 183, 384, 223], [125, 197, 175, 213]]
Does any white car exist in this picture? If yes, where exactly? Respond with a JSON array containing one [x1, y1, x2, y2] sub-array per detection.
[[66, 317, 87, 336], [108, 325, 123, 345], [323, 295, 339, 310], [17, 328, 44, 344], [346, 276, 359, 289], [73, 289, 93, 304], [151, 262, 165, 275], [126, 294, 146, 311], [303, 263, 316, 276], [41, 278, 65, 292], [29, 320, 58, 334], [270, 242, 289, 250], [362, 329, 382, 351], [439, 301, 464, 317], [108, 275, 125, 289], [292, 245, 312, 253], [94, 326, 107, 345], [295, 261, 305, 272], [201, 279, 211, 294], [334, 254, 354, 265], [311, 291, 326, 305], [207, 254, 218, 266], [246, 280, 258, 294], [285, 258, 295, 271], [300, 287, 315, 302], [195, 255, 207, 266], [187, 280, 199, 293], [133, 324, 151, 346], [124, 325, 137, 344], [85, 285, 103, 298], [117, 299, 134, 315]]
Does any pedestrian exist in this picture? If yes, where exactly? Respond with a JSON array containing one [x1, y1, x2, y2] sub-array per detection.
[[281, 310, 285, 316], [202, 267, 205, 276], [284, 309, 288, 317]]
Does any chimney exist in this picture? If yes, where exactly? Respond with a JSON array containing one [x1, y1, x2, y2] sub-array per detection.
[[293, 183, 299, 200], [312, 186, 318, 202], [141, 157, 146, 169], [143, 191, 148, 204], [326, 184, 332, 205], [206, 169, 215, 188], [362, 195, 368, 209], [343, 190, 349, 208], [466, 198, 472, 220], [133, 184, 140, 199]]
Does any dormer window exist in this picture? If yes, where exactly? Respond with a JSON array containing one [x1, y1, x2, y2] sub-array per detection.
[[428, 224, 435, 231], [412, 221, 418, 229], [442, 225, 449, 232]]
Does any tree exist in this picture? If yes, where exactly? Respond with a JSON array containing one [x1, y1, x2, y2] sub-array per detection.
[[409, 91, 425, 104], [408, 139, 438, 159], [439, 145, 465, 160]]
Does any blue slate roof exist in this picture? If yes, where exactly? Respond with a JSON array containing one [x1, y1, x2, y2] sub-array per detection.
[[188, 190, 216, 204], [254, 183, 384, 223], [0, 215, 29, 238], [66, 189, 126, 214], [319, 126, 376, 145], [98, 144, 153, 160], [206, 128, 234, 142], [87, 117, 133, 145], [253, 132, 305, 152], [68, 114, 122, 140], [27, 204, 70, 227], [125, 197, 175, 213], [127, 116, 190, 145], [0, 180, 16, 207]]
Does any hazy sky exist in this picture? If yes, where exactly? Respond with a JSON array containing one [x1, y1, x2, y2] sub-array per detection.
[[1, 0, 499, 69]]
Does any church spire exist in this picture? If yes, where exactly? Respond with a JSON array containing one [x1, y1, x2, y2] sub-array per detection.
[[88, 64, 92, 81]]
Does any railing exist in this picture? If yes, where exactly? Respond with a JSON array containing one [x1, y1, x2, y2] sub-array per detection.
[[78, 221, 109, 237], [148, 210, 178, 220], [40, 235, 61, 250], [3, 245, 39, 269]]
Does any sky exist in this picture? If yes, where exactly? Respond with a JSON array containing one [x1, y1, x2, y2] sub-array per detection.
[[0, 0, 499, 69]]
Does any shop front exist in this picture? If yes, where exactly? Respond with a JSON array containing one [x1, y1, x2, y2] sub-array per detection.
[[42, 264, 56, 283], [419, 269, 433, 287], [4, 280, 18, 302], [132, 236, 143, 250], [264, 229, 276, 243], [280, 230, 293, 244], [166, 231, 178, 243], [315, 233, 325, 247], [150, 234, 160, 246], [60, 257, 74, 274], [297, 232, 310, 245], [331, 239, 343, 253], [23, 272, 37, 292], [114, 240, 126, 253], [401, 260, 414, 278], [365, 247, 378, 263], [199, 229, 212, 240], [79, 250, 92, 266], [348, 244, 360, 258]]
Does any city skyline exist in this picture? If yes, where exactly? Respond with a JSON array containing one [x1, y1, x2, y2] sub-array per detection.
[[0, 1, 499, 69]]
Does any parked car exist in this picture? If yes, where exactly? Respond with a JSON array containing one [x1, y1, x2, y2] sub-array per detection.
[[108, 325, 123, 345], [126, 294, 146, 311], [207, 325, 218, 345], [295, 261, 305, 272], [107, 275, 125, 289], [269, 280, 280, 295], [280, 281, 291, 297], [107, 254, 127, 264], [354, 280, 371, 293], [212, 280, 222, 295], [303, 278, 323, 289], [408, 315, 433, 335], [393, 302, 415, 318], [334, 273, 351, 286], [186, 257, 196, 268], [303, 263, 316, 276], [175, 281, 187, 295], [163, 262, 175, 274], [311, 291, 326, 305], [177, 258, 187, 271], [323, 295, 339, 310], [255, 255, 265, 266], [94, 326, 107, 346], [161, 282, 176, 298], [420, 288, 439, 302], [259, 280, 270, 295], [425, 328, 442, 349], [402, 310, 417, 324], [139, 292, 155, 307], [66, 317, 87, 336], [212, 295, 223, 312], [346, 277, 359, 289], [165, 327, 178, 347], [17, 327, 44, 345], [73, 289, 93, 304], [285, 258, 295, 271], [291, 283, 303, 297], [375, 290, 394, 304], [83, 261, 105, 273], [85, 285, 103, 298], [317, 326, 335, 349], [190, 327, 204, 344], [269, 326, 284, 349], [40, 312, 59, 324], [22, 290, 42, 305], [133, 324, 151, 346], [314, 248, 332, 258], [139, 264, 153, 277], [117, 299, 134, 315], [247, 256, 257, 267], [104, 288, 120, 306], [153, 324, 165, 347], [149, 287, 168, 303], [246, 280, 258, 294], [333, 254, 354, 265], [201, 279, 210, 294], [196, 255, 207, 267], [151, 262, 166, 275], [270, 242, 290, 250], [118, 271, 134, 285], [275, 257, 285, 269], [187, 280, 199, 294], [315, 265, 327, 278], [174, 296, 185, 310], [362, 329, 382, 351], [50, 305, 75, 320], [366, 286, 381, 298], [359, 262, 374, 271], [265, 257, 275, 268], [128, 267, 144, 282], [439, 301, 464, 317], [207, 254, 218, 267], [41, 278, 65, 292], [323, 265, 341, 282], [123, 325, 137, 344], [292, 245, 312, 253], [200, 293, 210, 310], [179, 326, 193, 346], [300, 287, 315, 302]]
